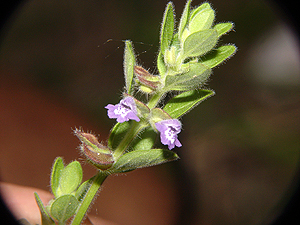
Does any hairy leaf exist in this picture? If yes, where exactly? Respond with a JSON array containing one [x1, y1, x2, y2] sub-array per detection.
[[110, 149, 179, 173], [163, 89, 215, 118], [183, 29, 218, 59], [34, 193, 55, 225], [124, 40, 136, 95], [214, 22, 234, 37], [50, 194, 79, 223], [164, 62, 211, 91], [129, 126, 157, 151], [189, 6, 214, 33], [51, 157, 64, 198], [160, 2, 175, 54], [157, 51, 167, 76], [108, 121, 131, 150], [178, 0, 191, 39], [59, 161, 82, 195], [201, 45, 237, 68], [189, 2, 211, 20]]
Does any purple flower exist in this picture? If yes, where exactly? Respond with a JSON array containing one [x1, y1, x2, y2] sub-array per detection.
[[155, 119, 182, 150], [105, 97, 140, 123]]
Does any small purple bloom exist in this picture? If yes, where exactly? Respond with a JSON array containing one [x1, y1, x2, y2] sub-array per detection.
[[155, 119, 182, 150], [105, 97, 140, 123]]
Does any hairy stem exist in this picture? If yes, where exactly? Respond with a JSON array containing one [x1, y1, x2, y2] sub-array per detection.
[[71, 172, 108, 225], [113, 121, 148, 160], [147, 91, 164, 109]]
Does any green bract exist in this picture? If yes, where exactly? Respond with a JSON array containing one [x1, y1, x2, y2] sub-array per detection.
[[124, 40, 136, 95]]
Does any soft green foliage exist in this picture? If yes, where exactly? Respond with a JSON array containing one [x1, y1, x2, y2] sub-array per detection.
[[182, 29, 218, 59], [124, 40, 136, 95], [178, 0, 191, 39], [160, 2, 175, 54], [201, 45, 237, 68], [110, 149, 179, 173], [35, 1, 236, 225], [35, 158, 84, 224], [156, 0, 236, 93], [34, 193, 55, 225], [58, 161, 82, 195], [163, 89, 215, 119], [129, 126, 157, 151], [157, 51, 167, 76], [164, 63, 211, 91], [75, 179, 92, 201], [108, 121, 131, 150], [214, 22, 234, 37], [188, 4, 215, 34], [150, 108, 172, 124], [50, 194, 79, 223], [51, 159, 82, 197], [51, 157, 64, 198]]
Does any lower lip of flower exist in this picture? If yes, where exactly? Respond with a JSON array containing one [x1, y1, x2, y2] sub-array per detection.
[[165, 127, 177, 143]]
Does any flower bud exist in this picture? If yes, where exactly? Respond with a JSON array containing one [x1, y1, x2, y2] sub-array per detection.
[[134, 66, 161, 93], [164, 46, 177, 68], [74, 129, 114, 170]]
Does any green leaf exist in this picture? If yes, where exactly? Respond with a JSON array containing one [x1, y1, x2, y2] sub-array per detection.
[[34, 192, 55, 225], [178, 0, 191, 39], [148, 107, 172, 130], [51, 157, 64, 198], [164, 62, 211, 91], [214, 22, 234, 37], [201, 45, 237, 68], [189, 2, 211, 20], [75, 179, 92, 202], [129, 126, 157, 151], [110, 149, 179, 173], [108, 121, 131, 150], [124, 40, 136, 95], [188, 6, 214, 33], [163, 89, 215, 118], [160, 2, 174, 54], [50, 194, 79, 223], [183, 29, 218, 59], [157, 51, 167, 76], [59, 161, 82, 195], [150, 107, 172, 121]]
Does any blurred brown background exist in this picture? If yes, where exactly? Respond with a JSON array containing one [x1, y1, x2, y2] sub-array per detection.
[[0, 0, 299, 224]]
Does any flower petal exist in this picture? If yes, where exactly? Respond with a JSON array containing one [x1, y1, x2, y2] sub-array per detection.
[[155, 119, 182, 150], [105, 97, 140, 123]]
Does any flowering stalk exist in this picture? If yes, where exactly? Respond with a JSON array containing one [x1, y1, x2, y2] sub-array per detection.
[[32, 1, 236, 225], [112, 120, 148, 160], [71, 172, 108, 225]]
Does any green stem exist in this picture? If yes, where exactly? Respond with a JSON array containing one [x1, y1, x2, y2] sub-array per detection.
[[147, 91, 163, 109], [113, 121, 147, 160], [71, 172, 108, 225]]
